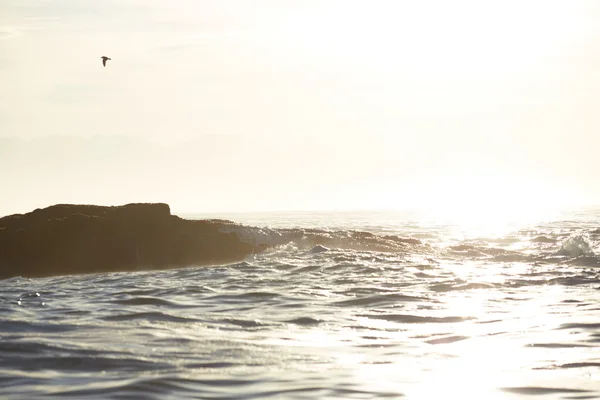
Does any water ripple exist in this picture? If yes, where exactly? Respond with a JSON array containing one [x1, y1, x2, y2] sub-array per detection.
[[1, 211, 600, 399]]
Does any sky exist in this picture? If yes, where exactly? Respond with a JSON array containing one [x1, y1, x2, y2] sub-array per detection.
[[2, 0, 600, 217]]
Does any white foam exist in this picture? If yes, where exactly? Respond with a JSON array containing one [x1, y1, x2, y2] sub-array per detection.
[[556, 234, 595, 257]]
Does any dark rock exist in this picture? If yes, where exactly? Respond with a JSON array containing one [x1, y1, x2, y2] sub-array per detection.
[[0, 203, 256, 279]]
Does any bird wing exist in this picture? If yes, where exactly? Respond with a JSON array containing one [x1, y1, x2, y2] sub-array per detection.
[[102, 58, 106, 67]]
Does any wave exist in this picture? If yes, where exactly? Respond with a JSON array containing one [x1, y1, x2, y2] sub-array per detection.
[[501, 387, 594, 396], [222, 224, 600, 267], [108, 297, 196, 308], [358, 313, 475, 324], [333, 293, 429, 307], [555, 234, 596, 257], [220, 224, 431, 254], [100, 312, 201, 323]]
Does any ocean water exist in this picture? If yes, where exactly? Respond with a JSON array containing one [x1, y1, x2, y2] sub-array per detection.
[[1, 208, 600, 399]]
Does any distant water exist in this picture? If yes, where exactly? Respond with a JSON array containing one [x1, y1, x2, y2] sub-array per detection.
[[2, 208, 600, 399]]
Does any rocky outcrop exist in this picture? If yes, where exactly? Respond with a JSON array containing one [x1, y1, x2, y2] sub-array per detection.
[[0, 203, 256, 279]]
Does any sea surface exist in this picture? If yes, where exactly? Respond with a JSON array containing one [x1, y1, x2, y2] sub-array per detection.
[[1, 208, 600, 399]]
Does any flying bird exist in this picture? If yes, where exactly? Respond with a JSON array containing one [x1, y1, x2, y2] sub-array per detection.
[[101, 56, 111, 67]]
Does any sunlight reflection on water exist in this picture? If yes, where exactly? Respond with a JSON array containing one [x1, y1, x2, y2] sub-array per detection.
[[236, 278, 599, 398]]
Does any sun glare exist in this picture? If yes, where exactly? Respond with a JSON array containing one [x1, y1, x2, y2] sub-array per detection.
[[259, 0, 593, 225], [270, 0, 588, 85], [394, 171, 579, 237]]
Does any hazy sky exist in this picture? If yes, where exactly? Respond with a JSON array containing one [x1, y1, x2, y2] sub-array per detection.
[[2, 0, 600, 216]]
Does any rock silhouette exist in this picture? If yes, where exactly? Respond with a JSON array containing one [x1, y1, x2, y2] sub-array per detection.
[[0, 203, 256, 279]]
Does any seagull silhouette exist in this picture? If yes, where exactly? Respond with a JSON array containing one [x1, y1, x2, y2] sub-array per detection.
[[101, 56, 111, 67]]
